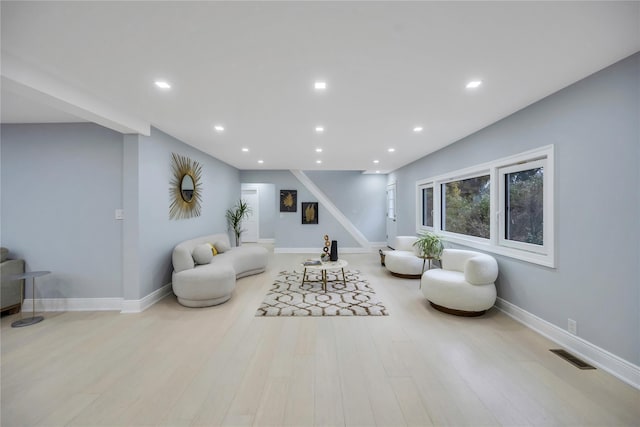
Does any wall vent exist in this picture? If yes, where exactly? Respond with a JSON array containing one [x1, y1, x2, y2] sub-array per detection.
[[550, 349, 596, 370]]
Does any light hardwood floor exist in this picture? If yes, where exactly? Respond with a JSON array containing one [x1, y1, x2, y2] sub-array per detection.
[[2, 249, 639, 426]]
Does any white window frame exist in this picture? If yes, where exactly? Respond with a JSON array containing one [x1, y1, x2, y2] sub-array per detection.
[[416, 182, 435, 229], [416, 145, 555, 267], [498, 159, 547, 254]]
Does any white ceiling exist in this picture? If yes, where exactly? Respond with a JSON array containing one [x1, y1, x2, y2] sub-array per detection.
[[2, 1, 639, 173]]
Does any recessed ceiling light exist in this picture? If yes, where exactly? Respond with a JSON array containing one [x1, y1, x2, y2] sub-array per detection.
[[214, 125, 224, 132], [316, 160, 322, 164], [316, 148, 323, 153], [154, 80, 171, 89], [376, 170, 381, 174], [242, 148, 249, 152], [388, 148, 395, 153], [315, 126, 324, 133], [373, 160, 379, 164], [413, 126, 423, 132], [466, 80, 483, 89], [314, 81, 327, 90], [258, 160, 264, 164]]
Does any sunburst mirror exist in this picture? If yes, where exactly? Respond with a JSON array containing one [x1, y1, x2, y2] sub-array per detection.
[[169, 153, 202, 219]]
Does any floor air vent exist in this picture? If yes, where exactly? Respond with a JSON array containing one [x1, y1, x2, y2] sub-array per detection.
[[550, 349, 596, 370]]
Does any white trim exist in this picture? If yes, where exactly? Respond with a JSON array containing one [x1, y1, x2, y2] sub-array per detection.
[[121, 283, 172, 313], [495, 298, 640, 390], [258, 238, 275, 244], [21, 284, 172, 314], [22, 297, 123, 312], [290, 170, 370, 250], [274, 247, 375, 254]]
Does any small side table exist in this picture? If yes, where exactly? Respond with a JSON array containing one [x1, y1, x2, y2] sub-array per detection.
[[9, 270, 50, 328], [418, 256, 434, 289]]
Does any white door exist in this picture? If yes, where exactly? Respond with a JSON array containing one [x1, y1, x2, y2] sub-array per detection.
[[386, 182, 397, 248], [241, 187, 259, 243]]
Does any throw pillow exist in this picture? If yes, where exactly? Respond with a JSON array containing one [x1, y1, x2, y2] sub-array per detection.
[[207, 243, 218, 256], [192, 243, 214, 265], [214, 240, 231, 254]]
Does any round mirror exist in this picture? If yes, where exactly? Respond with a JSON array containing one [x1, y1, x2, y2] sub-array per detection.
[[180, 174, 195, 202]]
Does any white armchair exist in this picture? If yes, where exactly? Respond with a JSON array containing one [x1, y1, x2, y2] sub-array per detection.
[[421, 249, 498, 316], [383, 236, 423, 278]]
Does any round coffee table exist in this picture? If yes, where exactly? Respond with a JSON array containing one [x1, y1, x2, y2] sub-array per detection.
[[301, 259, 348, 292]]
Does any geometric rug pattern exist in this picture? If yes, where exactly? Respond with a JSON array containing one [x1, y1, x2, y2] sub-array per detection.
[[255, 270, 388, 316]]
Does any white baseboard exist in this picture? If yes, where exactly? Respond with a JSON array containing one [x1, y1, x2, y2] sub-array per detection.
[[22, 284, 172, 314], [257, 238, 275, 244], [121, 283, 172, 313], [22, 297, 123, 312], [495, 297, 640, 390], [274, 247, 376, 254]]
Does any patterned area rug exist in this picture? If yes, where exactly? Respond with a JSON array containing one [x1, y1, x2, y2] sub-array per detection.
[[256, 270, 388, 316]]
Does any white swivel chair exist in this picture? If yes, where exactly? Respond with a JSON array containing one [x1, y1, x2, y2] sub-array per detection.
[[421, 249, 498, 316], [383, 236, 424, 278]]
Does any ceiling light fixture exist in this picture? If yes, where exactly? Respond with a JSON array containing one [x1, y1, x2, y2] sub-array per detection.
[[242, 148, 249, 152], [373, 160, 379, 164], [316, 148, 323, 153], [316, 160, 322, 164], [214, 125, 224, 132], [315, 126, 324, 133], [376, 170, 381, 174], [413, 126, 423, 132], [258, 160, 264, 164], [314, 81, 327, 90], [388, 148, 395, 153], [154, 80, 171, 89], [466, 80, 483, 89]]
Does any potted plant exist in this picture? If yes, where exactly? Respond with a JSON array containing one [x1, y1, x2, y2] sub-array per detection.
[[413, 230, 444, 260], [225, 199, 252, 246]]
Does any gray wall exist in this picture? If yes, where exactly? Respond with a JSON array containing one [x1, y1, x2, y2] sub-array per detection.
[[1, 123, 241, 302], [304, 171, 386, 242], [241, 170, 386, 250], [390, 53, 640, 365], [1, 123, 124, 298], [135, 127, 240, 298]]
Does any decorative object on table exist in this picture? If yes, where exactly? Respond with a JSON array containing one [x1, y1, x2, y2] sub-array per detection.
[[255, 270, 388, 316], [421, 249, 498, 317], [412, 230, 444, 260], [301, 202, 318, 224], [321, 234, 331, 261], [279, 190, 297, 212], [10, 270, 50, 328], [169, 153, 203, 220], [1, 248, 25, 315], [330, 239, 338, 261], [225, 199, 252, 246]]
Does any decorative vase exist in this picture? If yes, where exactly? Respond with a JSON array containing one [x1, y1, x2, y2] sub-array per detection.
[[330, 240, 338, 261]]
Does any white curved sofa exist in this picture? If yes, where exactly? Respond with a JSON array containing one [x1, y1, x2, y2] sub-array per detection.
[[421, 249, 498, 316], [384, 236, 423, 278], [172, 233, 268, 307]]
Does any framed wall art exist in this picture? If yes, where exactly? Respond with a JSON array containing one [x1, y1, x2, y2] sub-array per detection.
[[301, 202, 318, 224], [280, 190, 297, 212]]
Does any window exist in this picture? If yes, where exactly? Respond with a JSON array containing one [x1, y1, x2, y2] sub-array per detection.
[[416, 145, 554, 267], [442, 175, 490, 238], [421, 185, 433, 227], [499, 159, 547, 253]]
